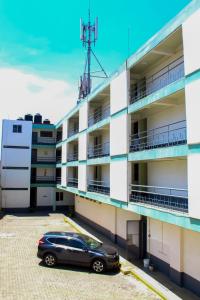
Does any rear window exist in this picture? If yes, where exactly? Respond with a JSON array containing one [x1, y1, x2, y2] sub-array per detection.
[[47, 237, 56, 244]]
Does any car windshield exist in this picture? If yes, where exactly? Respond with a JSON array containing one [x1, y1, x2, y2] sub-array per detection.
[[80, 235, 102, 250]]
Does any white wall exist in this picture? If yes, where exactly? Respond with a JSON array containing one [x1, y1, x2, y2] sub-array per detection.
[[185, 79, 200, 145], [1, 190, 30, 208], [78, 164, 87, 191], [37, 187, 55, 206], [188, 153, 200, 219], [62, 119, 68, 140], [110, 114, 128, 156], [1, 169, 30, 188], [110, 160, 128, 202], [61, 166, 67, 186], [110, 70, 129, 115], [62, 143, 67, 163], [79, 102, 88, 132], [183, 8, 200, 76], [78, 133, 87, 161]]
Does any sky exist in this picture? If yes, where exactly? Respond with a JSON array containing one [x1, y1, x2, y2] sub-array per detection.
[[0, 0, 191, 131]]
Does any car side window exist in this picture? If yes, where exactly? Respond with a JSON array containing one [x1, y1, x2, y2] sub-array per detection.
[[47, 237, 56, 244], [55, 238, 69, 246], [68, 239, 85, 249]]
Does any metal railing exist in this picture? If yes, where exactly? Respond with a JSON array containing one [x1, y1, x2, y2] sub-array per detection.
[[130, 184, 188, 213], [68, 125, 79, 138], [56, 156, 62, 163], [32, 176, 56, 183], [32, 136, 56, 145], [67, 177, 78, 188], [88, 104, 110, 126], [130, 57, 184, 104], [56, 133, 62, 143], [130, 120, 187, 152], [32, 156, 56, 163], [56, 177, 61, 184], [88, 142, 110, 159], [67, 152, 78, 162], [88, 180, 110, 195]]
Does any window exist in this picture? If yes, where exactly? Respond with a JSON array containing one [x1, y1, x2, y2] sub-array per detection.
[[68, 239, 85, 249], [47, 238, 56, 244], [56, 192, 63, 201], [55, 238, 69, 246], [40, 131, 53, 137], [13, 125, 22, 133]]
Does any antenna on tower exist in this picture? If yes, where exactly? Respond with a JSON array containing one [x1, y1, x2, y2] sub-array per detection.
[[78, 7, 108, 101]]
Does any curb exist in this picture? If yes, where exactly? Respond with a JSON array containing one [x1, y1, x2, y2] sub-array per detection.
[[64, 216, 168, 300]]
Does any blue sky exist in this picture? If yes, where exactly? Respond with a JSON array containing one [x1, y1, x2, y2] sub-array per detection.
[[0, 0, 191, 126]]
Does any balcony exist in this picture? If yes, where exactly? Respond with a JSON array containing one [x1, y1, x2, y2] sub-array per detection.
[[56, 155, 62, 164], [32, 156, 56, 164], [130, 57, 184, 104], [67, 177, 78, 188], [31, 176, 56, 184], [56, 176, 61, 184], [67, 152, 78, 162], [88, 104, 110, 127], [68, 127, 79, 138], [130, 120, 186, 152], [88, 180, 110, 195], [130, 184, 188, 213], [32, 136, 56, 145], [88, 142, 110, 159]]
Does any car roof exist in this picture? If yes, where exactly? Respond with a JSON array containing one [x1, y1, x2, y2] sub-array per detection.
[[44, 232, 81, 238]]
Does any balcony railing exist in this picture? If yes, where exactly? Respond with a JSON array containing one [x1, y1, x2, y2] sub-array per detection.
[[130, 57, 184, 104], [88, 104, 110, 127], [56, 133, 62, 143], [56, 156, 62, 164], [130, 120, 187, 152], [88, 180, 110, 195], [88, 142, 110, 159], [32, 176, 56, 183], [56, 177, 61, 184], [68, 127, 79, 138], [67, 152, 78, 162], [67, 177, 78, 188], [32, 136, 56, 145], [32, 156, 56, 163], [130, 184, 188, 213]]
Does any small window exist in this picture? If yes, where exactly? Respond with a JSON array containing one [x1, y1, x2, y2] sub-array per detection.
[[56, 192, 63, 201], [55, 238, 69, 246], [40, 131, 53, 138], [68, 239, 85, 249], [13, 125, 22, 133]]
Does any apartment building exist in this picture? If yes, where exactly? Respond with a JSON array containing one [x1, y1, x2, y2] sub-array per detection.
[[0, 114, 73, 211], [54, 1, 200, 296]]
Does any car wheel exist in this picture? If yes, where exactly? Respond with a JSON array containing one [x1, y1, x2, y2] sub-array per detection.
[[92, 259, 105, 273], [43, 253, 57, 267]]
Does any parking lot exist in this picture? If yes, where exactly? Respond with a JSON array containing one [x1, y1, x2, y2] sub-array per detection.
[[0, 213, 159, 300]]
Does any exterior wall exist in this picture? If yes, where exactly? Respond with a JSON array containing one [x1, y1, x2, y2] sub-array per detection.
[[78, 164, 87, 191], [110, 160, 128, 202], [61, 167, 67, 186], [36, 167, 55, 178], [1, 190, 30, 208], [183, 8, 200, 76], [147, 159, 187, 189], [79, 102, 88, 132], [110, 70, 129, 115], [62, 143, 67, 163], [116, 208, 140, 241], [78, 133, 87, 161], [62, 119, 68, 140], [110, 114, 128, 156], [37, 187, 55, 206], [185, 78, 200, 145], [37, 148, 55, 158]]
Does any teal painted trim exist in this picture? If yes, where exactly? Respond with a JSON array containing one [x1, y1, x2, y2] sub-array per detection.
[[32, 144, 56, 149], [87, 117, 110, 133], [128, 78, 185, 114], [67, 133, 79, 143], [67, 161, 79, 167], [56, 184, 200, 233], [79, 160, 87, 165], [87, 156, 110, 165], [111, 107, 127, 119], [128, 144, 188, 161], [186, 68, 200, 85], [31, 183, 56, 187], [31, 163, 56, 168], [188, 144, 200, 154], [111, 154, 127, 161], [56, 103, 81, 129], [127, 0, 200, 69], [56, 141, 63, 148], [56, 163, 62, 168], [32, 124, 55, 129], [57, 184, 79, 194]]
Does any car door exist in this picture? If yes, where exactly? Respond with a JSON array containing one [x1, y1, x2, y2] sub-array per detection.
[[67, 238, 92, 266], [54, 237, 72, 262]]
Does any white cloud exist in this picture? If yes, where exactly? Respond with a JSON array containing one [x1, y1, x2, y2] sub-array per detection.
[[0, 68, 78, 146]]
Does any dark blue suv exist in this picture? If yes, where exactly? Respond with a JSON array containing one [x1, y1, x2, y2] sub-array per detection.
[[37, 232, 120, 273]]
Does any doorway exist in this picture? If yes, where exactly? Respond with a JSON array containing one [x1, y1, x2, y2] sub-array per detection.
[[139, 217, 147, 259], [30, 187, 37, 209]]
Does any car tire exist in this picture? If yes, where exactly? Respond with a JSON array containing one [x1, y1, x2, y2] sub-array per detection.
[[92, 259, 106, 273], [43, 253, 57, 267]]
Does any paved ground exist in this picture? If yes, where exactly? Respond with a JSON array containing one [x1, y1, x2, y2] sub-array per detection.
[[0, 213, 160, 300]]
